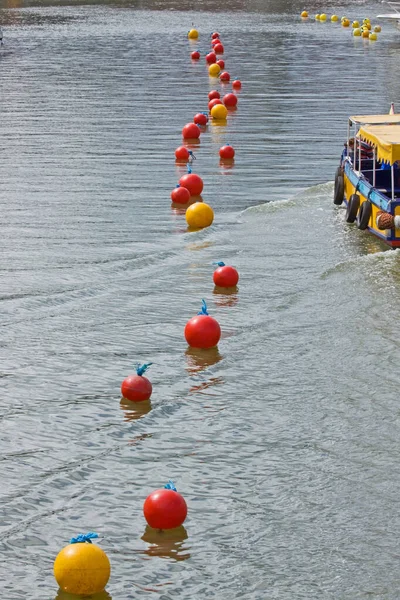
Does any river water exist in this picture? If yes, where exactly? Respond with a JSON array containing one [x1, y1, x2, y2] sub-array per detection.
[[1, 0, 400, 598]]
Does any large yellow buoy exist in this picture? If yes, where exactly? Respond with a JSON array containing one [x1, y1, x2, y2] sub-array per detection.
[[186, 202, 214, 229], [331, 14, 339, 22], [208, 63, 221, 77], [369, 32, 378, 40], [320, 13, 327, 21], [54, 534, 111, 596], [374, 25, 381, 32], [353, 28, 361, 36], [210, 104, 228, 120], [188, 28, 199, 39], [301, 10, 308, 17]]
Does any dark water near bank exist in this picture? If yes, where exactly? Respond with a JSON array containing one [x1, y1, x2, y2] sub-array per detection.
[[1, 0, 400, 598]]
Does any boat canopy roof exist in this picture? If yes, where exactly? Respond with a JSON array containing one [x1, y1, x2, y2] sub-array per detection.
[[350, 114, 400, 125], [359, 124, 400, 164]]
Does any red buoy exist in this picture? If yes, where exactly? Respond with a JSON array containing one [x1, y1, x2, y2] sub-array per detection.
[[211, 39, 220, 47], [208, 98, 223, 111], [208, 90, 220, 101], [220, 71, 230, 82], [216, 59, 225, 69], [223, 93, 237, 108], [211, 32, 220, 39], [182, 123, 201, 140], [121, 363, 152, 402], [191, 51, 200, 60], [219, 145, 235, 159], [179, 171, 203, 196], [184, 300, 221, 349], [232, 79, 242, 89], [175, 146, 190, 161], [171, 185, 191, 204], [194, 112, 208, 126], [205, 52, 217, 64], [213, 42, 224, 54], [213, 262, 239, 287], [143, 482, 187, 530]]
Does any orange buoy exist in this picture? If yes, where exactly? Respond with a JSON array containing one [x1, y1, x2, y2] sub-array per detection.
[[184, 299, 221, 348], [232, 79, 242, 89], [191, 50, 200, 60], [219, 144, 235, 159], [121, 363, 152, 402], [175, 146, 191, 161], [143, 481, 187, 530], [216, 59, 225, 69], [208, 98, 223, 111], [213, 261, 239, 287], [194, 112, 208, 126], [205, 51, 217, 64], [220, 71, 230, 82], [171, 185, 190, 204], [208, 89, 220, 101], [182, 122, 201, 140], [179, 168, 203, 196], [223, 93, 237, 108], [213, 42, 224, 54]]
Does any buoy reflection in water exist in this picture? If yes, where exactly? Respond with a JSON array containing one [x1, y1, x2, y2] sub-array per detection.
[[141, 525, 190, 561]]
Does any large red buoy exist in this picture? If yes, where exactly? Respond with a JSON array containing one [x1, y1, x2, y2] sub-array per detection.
[[179, 168, 203, 196], [191, 50, 200, 60], [143, 481, 187, 530], [232, 79, 242, 89], [213, 261, 239, 287], [184, 300, 221, 349], [223, 93, 237, 108], [208, 98, 223, 111], [121, 363, 153, 402], [216, 59, 225, 69], [220, 71, 230, 82], [213, 42, 224, 54], [182, 123, 201, 140], [219, 144, 235, 159], [205, 52, 217, 64], [171, 185, 191, 204], [175, 146, 191, 161], [211, 32, 220, 39], [208, 90, 220, 101], [194, 112, 208, 126]]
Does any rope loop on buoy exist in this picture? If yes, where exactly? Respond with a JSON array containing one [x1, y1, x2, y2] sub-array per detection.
[[70, 532, 99, 544], [164, 480, 177, 491], [187, 164, 192, 174], [188, 151, 196, 162], [213, 261, 225, 267], [197, 299, 209, 315], [135, 363, 153, 376]]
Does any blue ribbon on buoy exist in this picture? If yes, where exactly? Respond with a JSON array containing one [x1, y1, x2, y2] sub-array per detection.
[[213, 261, 225, 267], [197, 299, 209, 315], [164, 480, 177, 491], [187, 164, 192, 174], [70, 532, 99, 544], [135, 363, 153, 376]]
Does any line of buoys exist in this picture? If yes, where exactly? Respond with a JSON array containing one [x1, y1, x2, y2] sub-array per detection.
[[301, 9, 382, 38]]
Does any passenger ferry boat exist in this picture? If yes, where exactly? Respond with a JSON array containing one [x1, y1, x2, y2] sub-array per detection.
[[334, 111, 400, 247]]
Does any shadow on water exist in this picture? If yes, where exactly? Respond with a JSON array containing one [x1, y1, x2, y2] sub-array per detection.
[[55, 589, 112, 600], [185, 346, 223, 374], [141, 525, 190, 561], [213, 286, 239, 307], [120, 398, 152, 421]]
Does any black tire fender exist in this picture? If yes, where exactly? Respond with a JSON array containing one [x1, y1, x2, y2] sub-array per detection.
[[346, 194, 360, 223], [334, 175, 344, 205], [357, 200, 372, 230], [335, 166, 343, 187]]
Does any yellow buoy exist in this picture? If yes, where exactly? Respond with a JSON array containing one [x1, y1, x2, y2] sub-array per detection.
[[363, 18, 371, 23], [331, 15, 339, 22], [362, 29, 369, 37], [186, 202, 214, 229], [352, 20, 360, 28], [54, 535, 111, 596], [188, 28, 199, 39], [210, 104, 228, 120], [353, 28, 362, 36], [374, 25, 381, 32], [320, 13, 327, 21], [208, 63, 221, 77], [342, 19, 350, 27], [369, 32, 378, 40], [315, 14, 320, 20], [301, 10, 308, 17]]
